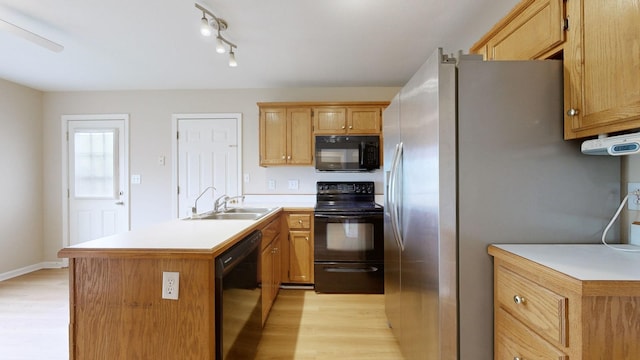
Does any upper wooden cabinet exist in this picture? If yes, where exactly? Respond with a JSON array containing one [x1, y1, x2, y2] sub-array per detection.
[[259, 107, 313, 166], [471, 0, 640, 139], [313, 106, 382, 135], [258, 102, 388, 167], [470, 0, 566, 60], [563, 0, 640, 139]]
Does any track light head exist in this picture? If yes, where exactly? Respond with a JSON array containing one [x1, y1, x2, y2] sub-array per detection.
[[216, 36, 226, 53], [229, 48, 237, 67], [200, 14, 211, 37]]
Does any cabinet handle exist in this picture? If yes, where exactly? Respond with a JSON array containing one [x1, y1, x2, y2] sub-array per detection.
[[514, 357, 522, 360], [287, 155, 291, 160], [281, 155, 286, 159], [341, 125, 345, 129], [349, 125, 353, 129], [305, 237, 309, 241], [513, 295, 526, 305], [298, 220, 303, 224], [567, 108, 579, 116]]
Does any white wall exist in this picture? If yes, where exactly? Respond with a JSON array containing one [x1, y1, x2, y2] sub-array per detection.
[[41, 87, 399, 262], [0, 78, 44, 276]]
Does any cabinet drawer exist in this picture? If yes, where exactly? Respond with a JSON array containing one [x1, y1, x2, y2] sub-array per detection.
[[287, 214, 311, 229], [496, 265, 568, 346], [496, 307, 568, 360], [261, 217, 281, 250]]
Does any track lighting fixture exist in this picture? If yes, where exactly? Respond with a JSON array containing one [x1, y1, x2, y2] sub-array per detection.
[[195, 3, 238, 67], [228, 47, 237, 67]]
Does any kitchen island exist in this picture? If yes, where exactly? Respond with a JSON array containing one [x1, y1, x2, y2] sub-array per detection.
[[57, 208, 284, 360]]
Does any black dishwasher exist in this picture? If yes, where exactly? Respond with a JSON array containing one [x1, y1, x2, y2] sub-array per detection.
[[215, 230, 262, 359]]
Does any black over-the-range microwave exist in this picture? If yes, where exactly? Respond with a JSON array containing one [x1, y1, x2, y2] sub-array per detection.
[[314, 135, 380, 172]]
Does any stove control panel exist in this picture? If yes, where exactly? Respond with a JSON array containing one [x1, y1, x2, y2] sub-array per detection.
[[317, 181, 375, 195]]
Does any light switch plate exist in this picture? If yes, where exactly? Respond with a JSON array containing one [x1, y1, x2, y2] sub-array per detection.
[[131, 174, 141, 184]]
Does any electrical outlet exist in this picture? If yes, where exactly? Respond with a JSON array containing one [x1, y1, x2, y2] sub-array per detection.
[[288, 179, 299, 190], [162, 271, 179, 300], [628, 183, 640, 210], [268, 179, 276, 191]]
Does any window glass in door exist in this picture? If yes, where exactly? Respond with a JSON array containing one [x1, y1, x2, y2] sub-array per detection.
[[73, 130, 117, 198]]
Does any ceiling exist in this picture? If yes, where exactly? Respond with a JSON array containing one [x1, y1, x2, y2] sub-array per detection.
[[0, 0, 520, 92]]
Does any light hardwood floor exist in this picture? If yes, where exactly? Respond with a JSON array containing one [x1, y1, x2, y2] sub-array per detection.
[[0, 269, 402, 359]]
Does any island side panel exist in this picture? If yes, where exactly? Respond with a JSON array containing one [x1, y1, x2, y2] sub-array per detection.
[[69, 256, 215, 359]]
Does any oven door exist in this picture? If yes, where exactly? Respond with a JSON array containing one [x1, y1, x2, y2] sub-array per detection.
[[314, 211, 383, 262]]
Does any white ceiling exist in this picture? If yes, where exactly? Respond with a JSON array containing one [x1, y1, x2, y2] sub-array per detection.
[[0, 0, 520, 92]]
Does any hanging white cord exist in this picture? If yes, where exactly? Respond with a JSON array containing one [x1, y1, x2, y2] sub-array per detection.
[[602, 193, 640, 252]]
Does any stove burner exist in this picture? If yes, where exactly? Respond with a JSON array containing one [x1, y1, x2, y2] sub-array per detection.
[[315, 181, 381, 213]]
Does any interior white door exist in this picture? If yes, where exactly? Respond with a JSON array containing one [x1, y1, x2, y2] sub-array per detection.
[[177, 117, 239, 218], [67, 118, 129, 245]]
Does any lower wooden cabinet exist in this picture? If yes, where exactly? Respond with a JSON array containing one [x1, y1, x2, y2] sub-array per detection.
[[281, 210, 314, 284], [260, 216, 281, 325], [489, 245, 640, 360]]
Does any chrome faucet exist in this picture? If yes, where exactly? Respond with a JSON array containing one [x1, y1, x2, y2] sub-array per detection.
[[191, 186, 216, 218], [214, 195, 230, 213], [213, 195, 245, 213]]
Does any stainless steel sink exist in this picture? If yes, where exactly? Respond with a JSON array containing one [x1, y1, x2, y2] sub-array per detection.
[[187, 207, 275, 220], [222, 207, 274, 214]]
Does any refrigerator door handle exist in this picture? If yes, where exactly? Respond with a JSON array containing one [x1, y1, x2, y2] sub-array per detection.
[[389, 142, 404, 251]]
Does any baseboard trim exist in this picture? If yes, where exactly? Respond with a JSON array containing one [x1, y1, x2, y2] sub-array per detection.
[[0, 261, 66, 282]]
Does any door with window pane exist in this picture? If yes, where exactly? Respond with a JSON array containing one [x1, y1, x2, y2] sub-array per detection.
[[67, 119, 128, 245]]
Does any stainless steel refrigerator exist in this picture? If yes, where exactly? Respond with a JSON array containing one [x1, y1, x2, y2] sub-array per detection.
[[383, 48, 621, 360]]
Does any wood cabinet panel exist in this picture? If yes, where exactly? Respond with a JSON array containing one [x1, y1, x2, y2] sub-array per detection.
[[313, 107, 347, 134], [259, 108, 288, 165], [347, 107, 382, 134], [287, 108, 313, 165], [289, 230, 313, 283], [470, 0, 565, 60], [282, 211, 314, 284], [496, 265, 568, 346], [564, 0, 640, 138], [261, 217, 282, 325], [495, 307, 568, 360], [287, 213, 311, 229], [313, 106, 382, 135], [259, 107, 312, 166], [487, 0, 564, 60], [72, 257, 214, 359]]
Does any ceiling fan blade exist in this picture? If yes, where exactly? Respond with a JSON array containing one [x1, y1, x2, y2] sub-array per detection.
[[0, 18, 64, 52]]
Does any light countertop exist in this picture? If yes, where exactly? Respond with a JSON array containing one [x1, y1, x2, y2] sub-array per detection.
[[58, 207, 286, 256], [490, 244, 640, 281]]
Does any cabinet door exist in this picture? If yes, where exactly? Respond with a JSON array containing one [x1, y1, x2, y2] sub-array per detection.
[[260, 108, 287, 165], [273, 236, 281, 296], [261, 244, 274, 325], [486, 0, 565, 60], [313, 107, 347, 134], [347, 107, 382, 134], [289, 230, 313, 283], [564, 0, 640, 139], [287, 108, 313, 165]]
